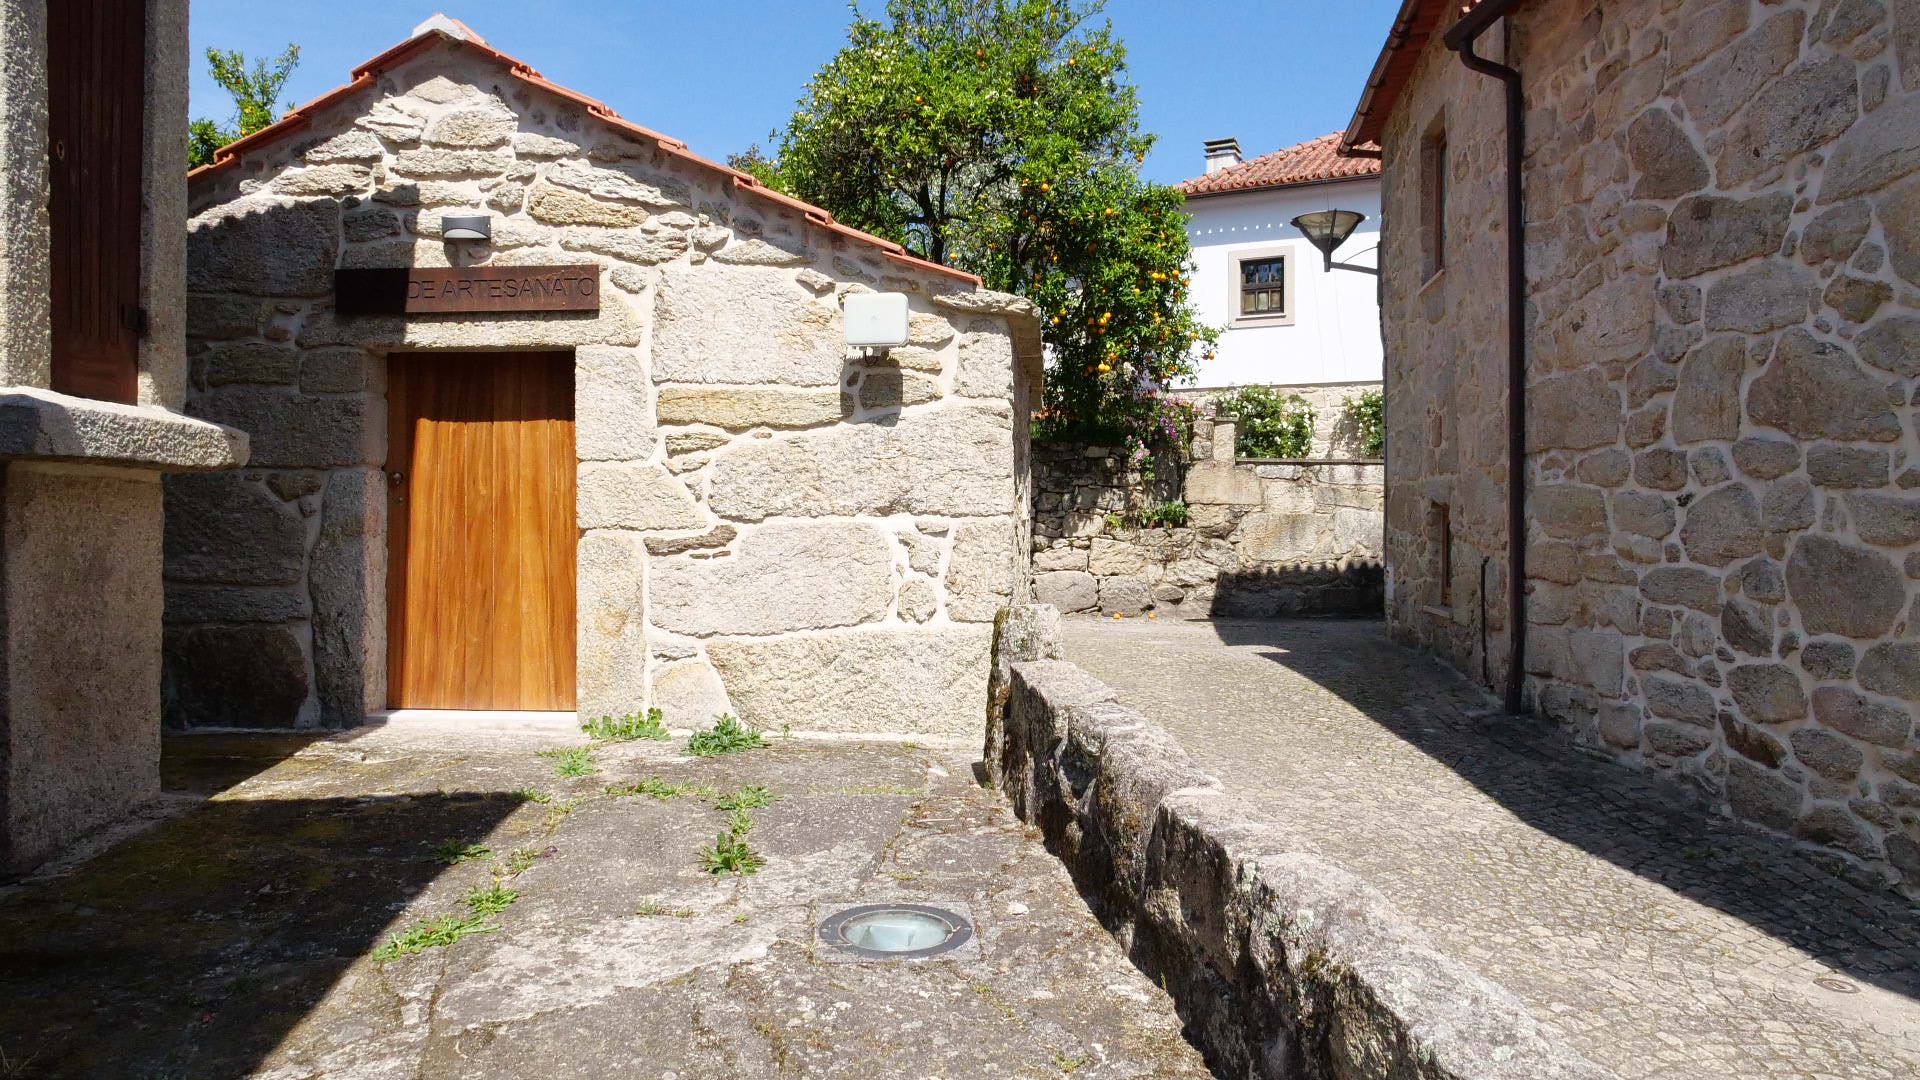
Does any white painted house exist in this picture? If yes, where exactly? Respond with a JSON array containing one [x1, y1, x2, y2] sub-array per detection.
[[1176, 134, 1383, 415]]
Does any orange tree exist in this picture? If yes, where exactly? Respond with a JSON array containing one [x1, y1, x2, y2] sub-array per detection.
[[740, 0, 1215, 461]]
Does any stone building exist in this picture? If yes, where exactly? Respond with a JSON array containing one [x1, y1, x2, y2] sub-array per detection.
[[1345, 0, 1920, 889], [0, 0, 247, 874], [172, 17, 1038, 738]]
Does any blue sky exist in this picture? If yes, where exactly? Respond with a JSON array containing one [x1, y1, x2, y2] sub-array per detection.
[[189, 1, 1400, 187]]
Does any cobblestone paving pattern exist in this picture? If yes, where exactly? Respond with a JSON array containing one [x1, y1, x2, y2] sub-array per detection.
[[1063, 615, 1920, 1080]]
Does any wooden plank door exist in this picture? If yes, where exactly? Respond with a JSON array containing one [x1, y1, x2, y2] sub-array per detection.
[[48, 0, 146, 403], [387, 352, 577, 710]]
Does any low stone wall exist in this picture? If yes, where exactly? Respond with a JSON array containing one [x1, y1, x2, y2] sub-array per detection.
[[984, 605, 1615, 1080], [1031, 419, 1385, 618]]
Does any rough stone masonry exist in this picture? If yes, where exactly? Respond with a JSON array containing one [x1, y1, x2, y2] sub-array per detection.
[[168, 22, 1041, 737], [1373, 0, 1920, 893]]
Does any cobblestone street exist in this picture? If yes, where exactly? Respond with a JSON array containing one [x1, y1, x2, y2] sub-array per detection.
[[1063, 615, 1920, 1080]]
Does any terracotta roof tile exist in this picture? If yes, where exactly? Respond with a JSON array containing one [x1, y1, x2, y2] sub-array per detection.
[[187, 18, 979, 286], [1173, 133, 1381, 197]]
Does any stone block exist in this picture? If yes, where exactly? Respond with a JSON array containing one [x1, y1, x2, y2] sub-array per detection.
[[1611, 491, 1675, 538], [1087, 537, 1148, 576], [653, 263, 845, 387], [1097, 577, 1152, 615], [1034, 570, 1097, 612], [650, 661, 732, 727], [947, 519, 1018, 622], [576, 530, 646, 721], [270, 165, 371, 198], [545, 160, 689, 209], [897, 576, 938, 622], [1787, 534, 1905, 637], [1746, 330, 1901, 442], [1627, 107, 1708, 199], [1639, 566, 1722, 613], [1727, 664, 1808, 724], [954, 328, 1014, 399], [1235, 511, 1325, 561], [710, 234, 811, 266], [527, 184, 648, 227], [1859, 642, 1920, 699], [576, 462, 704, 531], [1715, 55, 1857, 189], [201, 342, 299, 388], [1812, 686, 1913, 747], [1726, 757, 1803, 832], [1856, 315, 1920, 378], [190, 387, 381, 468], [1670, 337, 1743, 444], [707, 403, 1014, 520], [1704, 262, 1813, 333], [1661, 193, 1791, 279], [1880, 175, 1920, 287], [391, 148, 514, 177], [1731, 437, 1800, 479], [1807, 444, 1890, 488], [188, 196, 340, 298], [311, 468, 385, 725], [1795, 736, 1863, 794], [574, 346, 654, 461], [1033, 546, 1087, 572], [1676, 10, 1803, 131], [163, 471, 307, 586], [1679, 483, 1763, 567], [707, 626, 992, 736], [650, 520, 892, 636], [1526, 369, 1620, 451], [164, 585, 308, 624], [1644, 675, 1717, 726], [857, 368, 942, 411], [1184, 460, 1262, 506], [1533, 484, 1607, 538], [1800, 639, 1856, 680], [425, 103, 517, 148], [1818, 90, 1920, 201], [163, 623, 311, 729], [655, 385, 847, 430], [299, 348, 374, 395]]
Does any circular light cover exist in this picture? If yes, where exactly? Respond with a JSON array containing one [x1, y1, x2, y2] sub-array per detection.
[[817, 903, 974, 960], [1290, 209, 1367, 260]]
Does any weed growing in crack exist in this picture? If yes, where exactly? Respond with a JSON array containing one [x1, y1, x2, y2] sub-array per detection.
[[515, 788, 553, 804], [686, 714, 768, 757], [543, 796, 587, 826], [503, 847, 543, 874], [1052, 1049, 1089, 1072], [428, 839, 493, 865], [371, 912, 499, 960], [606, 777, 719, 800], [537, 746, 597, 778], [582, 708, 670, 742], [700, 829, 766, 876], [715, 784, 779, 810], [732, 912, 750, 924], [970, 983, 1016, 1020], [465, 883, 519, 916], [842, 783, 924, 796], [634, 900, 696, 918]]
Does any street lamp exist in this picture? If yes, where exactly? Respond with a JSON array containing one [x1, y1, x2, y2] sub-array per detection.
[[1290, 210, 1376, 275]]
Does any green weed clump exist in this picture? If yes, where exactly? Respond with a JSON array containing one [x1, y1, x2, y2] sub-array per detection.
[[464, 883, 519, 916], [605, 777, 719, 800], [634, 900, 696, 918], [428, 839, 493, 865], [371, 913, 498, 960], [715, 785, 778, 810], [686, 714, 768, 757], [582, 708, 670, 742], [537, 746, 597, 778], [700, 830, 766, 876]]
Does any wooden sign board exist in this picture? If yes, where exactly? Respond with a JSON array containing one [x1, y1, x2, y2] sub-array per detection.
[[335, 265, 601, 315]]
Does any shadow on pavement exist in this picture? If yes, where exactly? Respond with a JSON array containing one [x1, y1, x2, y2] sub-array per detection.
[[0, 740, 520, 1078], [1207, 616, 1920, 1002]]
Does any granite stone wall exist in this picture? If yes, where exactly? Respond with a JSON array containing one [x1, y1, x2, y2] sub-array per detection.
[[168, 32, 1038, 736], [1031, 418, 1384, 618], [1380, 0, 1920, 891]]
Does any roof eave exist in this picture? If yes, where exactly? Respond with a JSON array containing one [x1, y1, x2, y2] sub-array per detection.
[[1339, 0, 1439, 155], [1177, 170, 1382, 201]]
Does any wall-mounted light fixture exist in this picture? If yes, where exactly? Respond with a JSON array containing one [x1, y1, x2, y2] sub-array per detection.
[[441, 215, 492, 241], [843, 292, 910, 352], [1291, 210, 1377, 275]]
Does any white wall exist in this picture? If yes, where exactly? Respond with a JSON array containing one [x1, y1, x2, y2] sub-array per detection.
[[1181, 176, 1383, 389]]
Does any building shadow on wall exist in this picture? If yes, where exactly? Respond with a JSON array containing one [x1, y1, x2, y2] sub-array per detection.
[[1210, 617, 1920, 999], [0, 738, 521, 1077], [1206, 560, 1384, 617]]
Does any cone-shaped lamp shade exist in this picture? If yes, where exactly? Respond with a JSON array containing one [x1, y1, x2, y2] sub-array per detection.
[[1290, 210, 1367, 261]]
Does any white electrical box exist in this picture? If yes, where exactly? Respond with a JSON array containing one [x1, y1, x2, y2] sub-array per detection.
[[843, 292, 911, 348]]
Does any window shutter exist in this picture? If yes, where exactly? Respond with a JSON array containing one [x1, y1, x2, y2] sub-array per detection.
[[48, 0, 147, 404]]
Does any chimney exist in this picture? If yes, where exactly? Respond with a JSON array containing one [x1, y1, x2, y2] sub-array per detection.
[[1203, 137, 1243, 175]]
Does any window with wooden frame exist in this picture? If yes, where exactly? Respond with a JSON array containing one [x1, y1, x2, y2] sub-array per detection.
[[1432, 500, 1453, 608], [47, 0, 147, 404], [1420, 120, 1447, 281], [1227, 246, 1296, 327]]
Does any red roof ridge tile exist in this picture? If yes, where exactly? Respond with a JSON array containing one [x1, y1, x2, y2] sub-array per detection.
[[1174, 131, 1380, 196], [188, 22, 979, 286]]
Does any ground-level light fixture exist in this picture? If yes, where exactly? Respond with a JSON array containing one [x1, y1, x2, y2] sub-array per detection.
[[1290, 210, 1376, 275], [441, 215, 492, 241], [816, 902, 975, 961]]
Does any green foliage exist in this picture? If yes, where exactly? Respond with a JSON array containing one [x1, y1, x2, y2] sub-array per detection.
[[699, 829, 766, 876], [428, 839, 493, 865], [1342, 388, 1385, 459], [716, 785, 780, 811], [582, 709, 670, 742], [686, 714, 769, 757], [537, 746, 597, 778], [605, 777, 719, 800], [634, 900, 697, 918], [464, 883, 519, 916], [187, 44, 300, 168], [1137, 500, 1187, 527], [1214, 386, 1316, 459], [371, 912, 498, 960], [514, 788, 553, 805], [503, 847, 544, 873], [753, 0, 1215, 457]]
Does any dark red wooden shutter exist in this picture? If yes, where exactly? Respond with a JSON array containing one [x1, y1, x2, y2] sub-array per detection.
[[48, 0, 146, 404]]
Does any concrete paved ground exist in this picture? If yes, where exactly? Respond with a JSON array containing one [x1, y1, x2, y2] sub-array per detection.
[[0, 726, 1214, 1079], [1063, 614, 1920, 1080]]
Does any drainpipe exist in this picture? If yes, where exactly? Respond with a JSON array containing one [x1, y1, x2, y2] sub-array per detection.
[[1443, 2, 1527, 715]]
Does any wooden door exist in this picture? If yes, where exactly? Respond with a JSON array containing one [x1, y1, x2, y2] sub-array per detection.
[[48, 0, 146, 403], [387, 352, 577, 710]]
